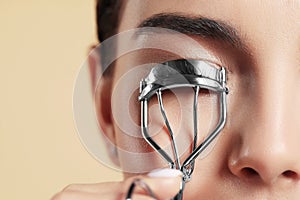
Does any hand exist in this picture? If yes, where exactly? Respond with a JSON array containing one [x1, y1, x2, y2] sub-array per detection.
[[51, 168, 182, 200]]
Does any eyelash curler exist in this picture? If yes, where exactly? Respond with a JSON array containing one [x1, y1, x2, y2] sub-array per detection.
[[126, 59, 228, 200]]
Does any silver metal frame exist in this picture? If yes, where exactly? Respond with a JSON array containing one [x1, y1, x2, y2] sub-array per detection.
[[127, 59, 228, 200], [125, 179, 157, 200]]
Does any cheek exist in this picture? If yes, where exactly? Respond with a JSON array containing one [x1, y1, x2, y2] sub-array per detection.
[[111, 68, 223, 170], [144, 88, 221, 159], [197, 92, 220, 139], [112, 87, 169, 172], [115, 126, 168, 173], [146, 91, 182, 152]]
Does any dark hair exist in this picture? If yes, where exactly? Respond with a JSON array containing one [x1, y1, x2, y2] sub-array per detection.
[[96, 0, 122, 42], [96, 0, 123, 76]]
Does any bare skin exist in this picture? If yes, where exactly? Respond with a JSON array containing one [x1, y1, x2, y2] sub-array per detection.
[[53, 0, 300, 199]]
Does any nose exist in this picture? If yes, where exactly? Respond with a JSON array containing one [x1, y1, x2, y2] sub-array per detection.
[[228, 131, 300, 185], [228, 62, 300, 186]]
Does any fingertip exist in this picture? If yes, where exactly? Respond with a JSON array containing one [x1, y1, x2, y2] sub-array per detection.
[[123, 169, 183, 200], [147, 168, 183, 178]]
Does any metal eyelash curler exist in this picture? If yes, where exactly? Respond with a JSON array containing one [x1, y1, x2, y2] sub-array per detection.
[[125, 179, 157, 200], [126, 59, 228, 200]]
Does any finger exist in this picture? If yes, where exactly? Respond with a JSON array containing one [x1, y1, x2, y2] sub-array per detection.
[[52, 186, 124, 200], [129, 194, 157, 200], [61, 182, 119, 194], [51, 182, 121, 200], [51, 190, 101, 200], [122, 168, 183, 200], [51, 182, 163, 200], [51, 168, 183, 200]]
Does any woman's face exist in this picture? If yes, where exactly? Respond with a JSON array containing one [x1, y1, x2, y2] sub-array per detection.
[[104, 0, 300, 199]]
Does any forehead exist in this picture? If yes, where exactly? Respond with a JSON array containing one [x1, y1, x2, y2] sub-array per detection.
[[119, 0, 300, 51]]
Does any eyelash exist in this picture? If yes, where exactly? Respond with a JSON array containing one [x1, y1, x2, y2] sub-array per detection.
[[136, 50, 232, 85]]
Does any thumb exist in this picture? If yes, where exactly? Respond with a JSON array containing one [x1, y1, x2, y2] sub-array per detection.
[[125, 168, 183, 200]]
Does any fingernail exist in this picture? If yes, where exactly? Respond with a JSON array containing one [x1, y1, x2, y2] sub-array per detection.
[[147, 168, 183, 178]]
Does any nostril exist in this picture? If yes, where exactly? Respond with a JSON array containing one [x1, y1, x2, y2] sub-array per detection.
[[241, 167, 259, 178], [282, 170, 299, 180]]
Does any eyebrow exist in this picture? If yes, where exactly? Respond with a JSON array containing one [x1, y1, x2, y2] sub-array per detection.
[[138, 13, 244, 49]]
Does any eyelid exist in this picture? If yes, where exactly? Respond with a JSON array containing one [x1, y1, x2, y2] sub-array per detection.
[[132, 28, 234, 74], [138, 49, 224, 68], [133, 29, 222, 62], [132, 30, 231, 74]]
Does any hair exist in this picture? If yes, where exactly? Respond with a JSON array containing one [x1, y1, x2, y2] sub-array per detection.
[[96, 0, 122, 42], [96, 0, 123, 75]]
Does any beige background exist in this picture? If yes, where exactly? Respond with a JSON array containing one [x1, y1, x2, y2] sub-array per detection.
[[0, 1, 122, 199]]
